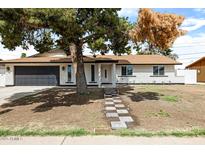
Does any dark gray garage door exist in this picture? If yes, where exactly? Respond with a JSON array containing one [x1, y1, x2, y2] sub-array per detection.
[[15, 66, 59, 86]]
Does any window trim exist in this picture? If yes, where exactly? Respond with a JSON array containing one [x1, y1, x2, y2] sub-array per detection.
[[152, 65, 165, 76], [121, 65, 133, 76], [104, 69, 107, 78], [127, 65, 133, 76], [91, 65, 95, 82], [121, 66, 127, 76], [67, 65, 72, 82]]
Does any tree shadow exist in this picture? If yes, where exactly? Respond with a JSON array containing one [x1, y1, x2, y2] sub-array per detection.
[[0, 109, 13, 115], [4, 88, 52, 103], [1, 88, 104, 113], [118, 85, 163, 102]]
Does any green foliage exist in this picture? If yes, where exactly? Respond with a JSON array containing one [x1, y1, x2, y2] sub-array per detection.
[[135, 43, 178, 60], [21, 53, 27, 58], [157, 109, 170, 117], [145, 109, 170, 117], [0, 9, 131, 55], [116, 128, 205, 137], [0, 128, 205, 137], [109, 17, 132, 55], [33, 31, 55, 53], [160, 48, 178, 60], [162, 95, 178, 103], [0, 128, 89, 136]]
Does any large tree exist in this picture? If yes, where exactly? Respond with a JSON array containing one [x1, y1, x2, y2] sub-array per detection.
[[0, 9, 131, 94], [135, 43, 178, 60], [130, 8, 186, 55]]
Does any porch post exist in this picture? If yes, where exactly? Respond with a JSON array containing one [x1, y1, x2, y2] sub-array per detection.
[[98, 63, 101, 87], [112, 63, 116, 87]]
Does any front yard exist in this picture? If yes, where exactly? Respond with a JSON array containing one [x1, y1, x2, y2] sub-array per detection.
[[0, 88, 109, 131], [0, 85, 205, 136], [119, 85, 205, 131]]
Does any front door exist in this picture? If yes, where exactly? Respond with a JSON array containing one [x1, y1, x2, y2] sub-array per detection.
[[101, 65, 111, 83]]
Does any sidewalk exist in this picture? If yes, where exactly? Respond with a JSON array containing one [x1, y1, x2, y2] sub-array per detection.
[[0, 136, 205, 145]]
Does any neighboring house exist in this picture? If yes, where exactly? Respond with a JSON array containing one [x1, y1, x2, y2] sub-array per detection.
[[186, 57, 205, 82], [0, 49, 184, 87]]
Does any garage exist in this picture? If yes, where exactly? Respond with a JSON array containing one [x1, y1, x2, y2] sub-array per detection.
[[14, 66, 60, 86]]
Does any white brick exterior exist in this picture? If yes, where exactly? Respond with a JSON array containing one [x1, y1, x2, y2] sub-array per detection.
[[116, 65, 184, 84]]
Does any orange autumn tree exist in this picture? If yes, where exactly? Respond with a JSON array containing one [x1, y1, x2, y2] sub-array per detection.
[[130, 8, 186, 52]]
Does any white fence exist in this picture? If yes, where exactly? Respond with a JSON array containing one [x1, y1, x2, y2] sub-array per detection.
[[176, 69, 197, 84]]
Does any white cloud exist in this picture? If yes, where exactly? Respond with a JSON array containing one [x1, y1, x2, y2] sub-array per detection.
[[173, 33, 205, 47], [194, 8, 205, 13], [181, 17, 205, 31], [0, 45, 38, 60], [118, 8, 138, 20], [172, 33, 205, 69]]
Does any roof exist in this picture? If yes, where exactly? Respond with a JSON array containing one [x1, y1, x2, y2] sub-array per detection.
[[0, 50, 181, 65], [186, 57, 205, 68], [95, 55, 181, 65], [30, 49, 68, 58], [0, 56, 118, 63]]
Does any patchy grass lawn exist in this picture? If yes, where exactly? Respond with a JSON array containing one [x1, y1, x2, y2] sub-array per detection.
[[0, 88, 109, 131], [145, 109, 170, 118], [116, 128, 205, 137], [161, 95, 178, 103], [0, 128, 89, 137], [0, 128, 205, 137], [119, 85, 205, 131]]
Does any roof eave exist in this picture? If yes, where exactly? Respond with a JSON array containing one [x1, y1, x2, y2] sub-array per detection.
[[0, 60, 118, 64], [117, 63, 182, 65], [186, 57, 205, 68]]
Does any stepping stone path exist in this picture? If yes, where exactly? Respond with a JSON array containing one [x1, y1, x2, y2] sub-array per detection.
[[104, 88, 134, 130]]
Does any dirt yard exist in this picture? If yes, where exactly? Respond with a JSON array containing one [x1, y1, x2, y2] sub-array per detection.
[[0, 85, 205, 132], [0, 88, 109, 131], [119, 85, 205, 131]]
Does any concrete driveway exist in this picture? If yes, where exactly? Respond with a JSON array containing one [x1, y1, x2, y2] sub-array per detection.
[[0, 86, 54, 105]]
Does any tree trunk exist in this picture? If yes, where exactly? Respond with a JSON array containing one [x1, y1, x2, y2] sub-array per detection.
[[69, 42, 87, 94]]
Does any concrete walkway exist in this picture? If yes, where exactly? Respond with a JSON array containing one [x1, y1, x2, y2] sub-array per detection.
[[104, 88, 134, 129], [0, 86, 54, 105], [0, 136, 205, 145]]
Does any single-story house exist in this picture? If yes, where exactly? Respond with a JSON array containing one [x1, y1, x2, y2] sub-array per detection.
[[186, 57, 205, 82], [0, 49, 185, 87]]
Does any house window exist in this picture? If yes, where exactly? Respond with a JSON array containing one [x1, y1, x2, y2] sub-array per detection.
[[121, 65, 133, 76], [153, 66, 165, 76], [0, 66, 5, 74], [91, 65, 95, 82], [104, 69, 107, 78], [122, 66, 126, 76], [67, 65, 72, 82]]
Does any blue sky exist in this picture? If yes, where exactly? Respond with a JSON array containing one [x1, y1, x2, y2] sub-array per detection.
[[118, 8, 205, 68], [119, 8, 205, 38], [1, 8, 205, 68]]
